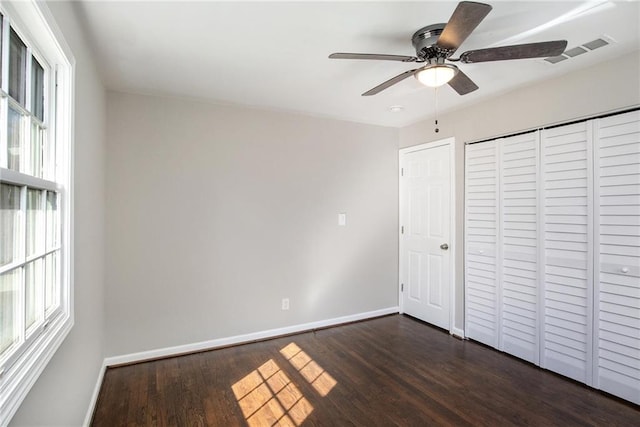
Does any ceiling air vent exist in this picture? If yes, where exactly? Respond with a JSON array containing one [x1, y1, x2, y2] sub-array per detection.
[[545, 55, 568, 64], [544, 35, 614, 64], [564, 46, 588, 57], [583, 38, 609, 50]]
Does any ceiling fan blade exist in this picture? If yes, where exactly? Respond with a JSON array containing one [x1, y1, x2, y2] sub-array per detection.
[[459, 40, 568, 63], [362, 69, 418, 96], [448, 69, 479, 95], [437, 1, 492, 53], [329, 53, 418, 62]]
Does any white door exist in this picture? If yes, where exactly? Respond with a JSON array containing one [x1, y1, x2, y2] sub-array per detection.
[[400, 141, 452, 330], [499, 132, 540, 365], [464, 132, 540, 360], [541, 121, 593, 385], [465, 140, 499, 347], [593, 110, 640, 405]]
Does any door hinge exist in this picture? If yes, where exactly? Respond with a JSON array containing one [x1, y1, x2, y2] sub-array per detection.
[[401, 283, 404, 292], [401, 168, 404, 177], [401, 226, 404, 234]]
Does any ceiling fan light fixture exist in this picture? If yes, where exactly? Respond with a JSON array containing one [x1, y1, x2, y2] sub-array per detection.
[[415, 64, 458, 88]]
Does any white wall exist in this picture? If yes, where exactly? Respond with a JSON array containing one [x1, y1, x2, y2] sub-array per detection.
[[9, 2, 106, 426], [400, 51, 640, 330], [105, 92, 399, 357]]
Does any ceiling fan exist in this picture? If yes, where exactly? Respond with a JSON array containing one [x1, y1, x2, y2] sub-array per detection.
[[329, 1, 567, 96]]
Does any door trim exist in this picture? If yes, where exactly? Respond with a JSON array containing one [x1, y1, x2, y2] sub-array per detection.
[[398, 137, 457, 335]]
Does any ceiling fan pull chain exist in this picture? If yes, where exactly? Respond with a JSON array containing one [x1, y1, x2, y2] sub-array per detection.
[[434, 87, 440, 133]]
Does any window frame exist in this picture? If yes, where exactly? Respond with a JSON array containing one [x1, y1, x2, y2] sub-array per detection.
[[0, 2, 75, 425]]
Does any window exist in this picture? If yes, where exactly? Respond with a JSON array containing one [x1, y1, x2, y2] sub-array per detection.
[[0, 2, 74, 424]]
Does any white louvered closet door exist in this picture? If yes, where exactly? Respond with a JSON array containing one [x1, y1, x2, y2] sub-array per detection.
[[594, 110, 640, 405], [465, 141, 500, 348], [464, 111, 639, 404], [540, 122, 594, 384], [499, 132, 539, 364]]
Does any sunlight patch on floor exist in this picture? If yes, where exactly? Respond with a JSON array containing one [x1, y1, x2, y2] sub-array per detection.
[[280, 342, 337, 397], [232, 359, 313, 427], [232, 342, 338, 426]]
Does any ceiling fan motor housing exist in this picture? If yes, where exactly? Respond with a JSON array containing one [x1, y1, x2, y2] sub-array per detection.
[[411, 24, 452, 60]]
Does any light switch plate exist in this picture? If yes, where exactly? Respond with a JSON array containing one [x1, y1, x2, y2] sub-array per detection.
[[338, 213, 347, 226]]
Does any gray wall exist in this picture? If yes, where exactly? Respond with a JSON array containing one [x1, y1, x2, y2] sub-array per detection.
[[105, 92, 399, 357], [10, 2, 106, 426], [400, 51, 640, 330]]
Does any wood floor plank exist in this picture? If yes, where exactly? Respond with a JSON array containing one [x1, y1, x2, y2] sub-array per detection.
[[92, 315, 639, 426]]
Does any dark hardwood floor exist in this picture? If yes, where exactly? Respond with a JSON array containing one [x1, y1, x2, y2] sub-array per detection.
[[92, 315, 639, 426]]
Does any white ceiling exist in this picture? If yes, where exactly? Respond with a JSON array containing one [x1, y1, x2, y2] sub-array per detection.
[[75, 1, 640, 128]]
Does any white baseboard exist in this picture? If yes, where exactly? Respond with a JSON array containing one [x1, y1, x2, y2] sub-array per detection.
[[450, 326, 465, 339], [83, 359, 107, 427], [104, 307, 399, 367], [84, 308, 396, 422]]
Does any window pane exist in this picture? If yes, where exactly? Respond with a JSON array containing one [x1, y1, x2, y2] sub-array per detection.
[[31, 57, 44, 121], [46, 192, 58, 248], [8, 107, 24, 171], [9, 29, 26, 106], [0, 268, 20, 355], [45, 252, 58, 312], [26, 189, 43, 257], [0, 14, 3, 87], [1, 184, 21, 267], [25, 259, 43, 330], [30, 122, 43, 177]]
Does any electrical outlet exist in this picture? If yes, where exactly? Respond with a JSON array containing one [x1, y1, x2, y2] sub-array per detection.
[[282, 298, 290, 310]]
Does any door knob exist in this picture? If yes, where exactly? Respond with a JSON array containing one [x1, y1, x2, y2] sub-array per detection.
[[440, 243, 449, 250]]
